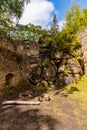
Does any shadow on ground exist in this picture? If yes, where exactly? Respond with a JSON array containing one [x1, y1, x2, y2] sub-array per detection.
[[0, 105, 60, 130]]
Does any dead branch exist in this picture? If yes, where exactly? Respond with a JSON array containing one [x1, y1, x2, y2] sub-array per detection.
[[2, 100, 40, 105]]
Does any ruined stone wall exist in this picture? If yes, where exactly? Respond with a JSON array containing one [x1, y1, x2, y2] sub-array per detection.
[[0, 34, 40, 88], [0, 32, 85, 89]]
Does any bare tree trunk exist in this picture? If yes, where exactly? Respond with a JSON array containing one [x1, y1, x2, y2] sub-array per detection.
[[2, 100, 40, 105]]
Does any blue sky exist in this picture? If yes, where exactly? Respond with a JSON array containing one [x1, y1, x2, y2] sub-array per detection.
[[51, 0, 87, 21], [20, 0, 87, 29]]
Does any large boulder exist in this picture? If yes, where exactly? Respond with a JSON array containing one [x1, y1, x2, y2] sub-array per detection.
[[57, 56, 82, 85], [65, 58, 82, 74], [42, 60, 57, 81], [58, 57, 82, 74], [27, 63, 41, 85], [57, 73, 81, 86]]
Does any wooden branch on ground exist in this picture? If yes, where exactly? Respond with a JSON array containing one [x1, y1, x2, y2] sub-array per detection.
[[2, 100, 40, 105]]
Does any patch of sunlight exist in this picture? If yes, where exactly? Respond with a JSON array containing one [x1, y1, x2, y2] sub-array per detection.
[[79, 102, 87, 109], [73, 108, 81, 116], [67, 100, 77, 107], [63, 76, 87, 99], [52, 106, 69, 121], [40, 124, 48, 130], [73, 108, 87, 124]]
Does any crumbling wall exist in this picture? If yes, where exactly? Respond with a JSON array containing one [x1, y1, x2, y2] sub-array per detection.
[[0, 34, 40, 88]]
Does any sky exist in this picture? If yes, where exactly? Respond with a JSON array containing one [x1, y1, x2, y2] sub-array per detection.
[[20, 0, 87, 30]]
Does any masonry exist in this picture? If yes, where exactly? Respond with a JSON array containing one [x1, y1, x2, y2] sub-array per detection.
[[0, 34, 40, 88]]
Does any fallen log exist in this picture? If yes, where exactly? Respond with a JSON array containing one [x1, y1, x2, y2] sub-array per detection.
[[2, 100, 40, 105]]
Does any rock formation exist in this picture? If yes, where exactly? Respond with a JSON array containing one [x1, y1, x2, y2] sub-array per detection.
[[0, 30, 86, 89], [78, 28, 87, 75]]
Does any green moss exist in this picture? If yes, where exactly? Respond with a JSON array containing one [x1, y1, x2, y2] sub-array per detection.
[[67, 86, 79, 94], [43, 60, 50, 67], [74, 76, 87, 89], [43, 67, 47, 71], [64, 68, 71, 75], [72, 57, 79, 63]]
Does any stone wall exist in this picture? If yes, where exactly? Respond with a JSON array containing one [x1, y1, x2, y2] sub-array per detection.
[[0, 34, 40, 88]]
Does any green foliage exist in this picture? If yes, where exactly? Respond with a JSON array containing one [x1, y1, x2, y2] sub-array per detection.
[[65, 1, 87, 33], [10, 24, 48, 42], [64, 68, 71, 75], [0, 8, 12, 34], [43, 60, 50, 69], [65, 1, 81, 34], [0, 0, 30, 18], [0, 0, 30, 35], [53, 1, 87, 55], [54, 30, 80, 53], [67, 86, 79, 94], [44, 36, 53, 45], [52, 1, 85, 53], [0, 0, 87, 58], [82, 8, 87, 27], [74, 50, 83, 61]]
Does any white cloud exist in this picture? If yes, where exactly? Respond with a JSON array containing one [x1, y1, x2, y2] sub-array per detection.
[[20, 0, 55, 28], [58, 20, 66, 31]]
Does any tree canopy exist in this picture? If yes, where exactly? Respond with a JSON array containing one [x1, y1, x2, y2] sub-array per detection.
[[1, 0, 87, 52], [0, 0, 30, 34]]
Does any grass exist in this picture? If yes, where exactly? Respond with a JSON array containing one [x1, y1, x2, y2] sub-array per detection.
[[61, 75, 87, 103]]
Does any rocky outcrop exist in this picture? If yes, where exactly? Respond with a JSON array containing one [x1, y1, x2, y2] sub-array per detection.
[[42, 60, 57, 80], [78, 28, 87, 75], [38, 35, 83, 86], [57, 56, 82, 85], [0, 32, 85, 89]]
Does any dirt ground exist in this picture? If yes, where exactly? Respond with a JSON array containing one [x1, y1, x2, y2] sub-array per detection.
[[0, 87, 87, 130]]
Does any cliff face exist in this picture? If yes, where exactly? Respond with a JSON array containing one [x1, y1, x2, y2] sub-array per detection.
[[0, 31, 85, 89]]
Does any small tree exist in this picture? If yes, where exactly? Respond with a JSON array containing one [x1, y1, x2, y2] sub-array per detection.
[[65, 0, 81, 34], [50, 13, 59, 37]]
